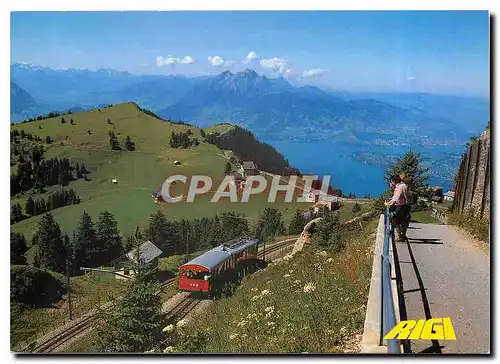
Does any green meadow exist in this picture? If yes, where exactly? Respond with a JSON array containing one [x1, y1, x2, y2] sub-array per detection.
[[11, 103, 312, 260]]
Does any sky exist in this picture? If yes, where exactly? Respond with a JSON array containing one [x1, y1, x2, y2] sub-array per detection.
[[10, 11, 490, 96]]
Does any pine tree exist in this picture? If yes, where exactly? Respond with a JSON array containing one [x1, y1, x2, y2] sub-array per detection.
[[75, 162, 82, 179], [34, 213, 67, 273], [351, 203, 362, 214], [11, 232, 27, 265], [74, 211, 97, 269], [25, 196, 35, 216], [207, 215, 223, 248], [254, 208, 285, 241], [384, 150, 429, 204], [11, 203, 23, 224], [312, 213, 343, 252], [147, 210, 174, 256], [94, 238, 165, 352], [224, 161, 231, 174], [288, 209, 307, 235], [125, 136, 136, 151], [38, 196, 47, 213], [96, 211, 123, 265]]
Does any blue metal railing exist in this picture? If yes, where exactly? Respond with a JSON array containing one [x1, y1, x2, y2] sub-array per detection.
[[381, 207, 401, 353]]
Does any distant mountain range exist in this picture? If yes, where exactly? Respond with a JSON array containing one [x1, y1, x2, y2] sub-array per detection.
[[10, 82, 38, 121], [10, 63, 489, 147]]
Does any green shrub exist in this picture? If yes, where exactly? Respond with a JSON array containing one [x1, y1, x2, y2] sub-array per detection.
[[311, 213, 344, 253], [10, 265, 67, 308], [448, 212, 490, 243], [410, 200, 429, 212], [351, 203, 362, 214]]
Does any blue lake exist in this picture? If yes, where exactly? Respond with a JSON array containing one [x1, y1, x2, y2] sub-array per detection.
[[265, 140, 464, 197]]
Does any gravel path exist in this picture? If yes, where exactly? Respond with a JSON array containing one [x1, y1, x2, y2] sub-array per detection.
[[395, 222, 490, 354]]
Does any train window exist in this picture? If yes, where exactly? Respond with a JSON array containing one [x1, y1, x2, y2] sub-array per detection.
[[185, 270, 206, 280]]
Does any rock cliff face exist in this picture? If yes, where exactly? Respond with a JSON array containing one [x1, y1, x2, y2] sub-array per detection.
[[453, 128, 490, 218]]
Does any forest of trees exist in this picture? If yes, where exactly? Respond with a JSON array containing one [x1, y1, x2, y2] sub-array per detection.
[[11, 130, 88, 196], [11, 188, 80, 225], [23, 205, 293, 276], [20, 110, 73, 124], [143, 210, 249, 257], [31, 211, 123, 274], [169, 130, 199, 148], [10, 157, 87, 196], [204, 126, 300, 176], [137, 106, 194, 126]]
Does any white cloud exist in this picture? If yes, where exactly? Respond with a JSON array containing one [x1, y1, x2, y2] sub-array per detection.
[[244, 51, 259, 63], [407, 76, 415, 81], [208, 56, 235, 68], [156, 55, 195, 67], [208, 56, 225, 67], [302, 68, 329, 78], [259, 57, 290, 74]]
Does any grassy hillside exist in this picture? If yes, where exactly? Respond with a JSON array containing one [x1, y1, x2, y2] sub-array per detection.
[[173, 216, 379, 353], [11, 273, 125, 350], [10, 103, 310, 254], [204, 123, 234, 135]]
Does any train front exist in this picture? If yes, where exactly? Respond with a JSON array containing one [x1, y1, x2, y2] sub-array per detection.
[[178, 263, 212, 294]]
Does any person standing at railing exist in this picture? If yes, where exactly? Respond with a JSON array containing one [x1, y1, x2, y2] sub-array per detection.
[[399, 172, 412, 239], [384, 175, 410, 242]]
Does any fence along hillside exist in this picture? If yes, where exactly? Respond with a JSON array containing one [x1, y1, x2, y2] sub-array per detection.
[[453, 127, 490, 219]]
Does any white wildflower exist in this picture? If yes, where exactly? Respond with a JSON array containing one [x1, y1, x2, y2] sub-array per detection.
[[229, 333, 239, 340], [264, 306, 275, 313], [251, 287, 258, 292], [251, 295, 260, 301], [163, 346, 174, 353], [162, 324, 175, 333], [327, 258, 334, 263], [266, 280, 272, 285], [247, 312, 258, 319], [283, 274, 291, 278], [303, 282, 316, 293], [267, 321, 276, 327], [261, 289, 270, 296], [176, 319, 186, 328], [237, 320, 248, 327], [289, 269, 294, 273], [293, 280, 301, 284]]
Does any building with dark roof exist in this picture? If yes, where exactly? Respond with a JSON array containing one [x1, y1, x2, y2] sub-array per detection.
[[242, 161, 259, 176], [126, 240, 163, 264], [115, 240, 163, 280]]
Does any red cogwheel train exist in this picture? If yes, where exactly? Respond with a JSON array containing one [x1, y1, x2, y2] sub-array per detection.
[[178, 238, 260, 298]]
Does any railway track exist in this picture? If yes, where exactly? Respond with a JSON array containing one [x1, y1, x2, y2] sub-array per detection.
[[27, 238, 297, 353], [258, 239, 295, 259], [32, 315, 94, 353], [165, 295, 202, 322]]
